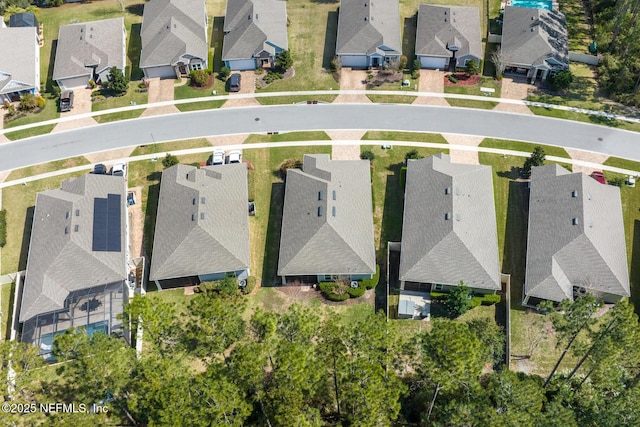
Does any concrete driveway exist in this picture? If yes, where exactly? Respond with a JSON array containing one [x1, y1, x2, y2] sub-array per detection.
[[53, 87, 98, 133], [0, 108, 9, 143], [334, 69, 371, 103], [413, 70, 448, 106], [141, 78, 180, 117], [493, 76, 533, 114], [223, 70, 259, 108]]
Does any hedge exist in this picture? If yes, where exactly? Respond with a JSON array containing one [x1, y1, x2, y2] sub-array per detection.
[[0, 209, 5, 248], [347, 282, 366, 298], [241, 276, 256, 295], [400, 166, 407, 190], [319, 282, 350, 301], [431, 290, 501, 306], [362, 265, 380, 290]]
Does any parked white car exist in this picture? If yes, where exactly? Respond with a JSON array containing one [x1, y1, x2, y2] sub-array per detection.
[[112, 162, 127, 177], [212, 149, 225, 165], [228, 150, 242, 164]]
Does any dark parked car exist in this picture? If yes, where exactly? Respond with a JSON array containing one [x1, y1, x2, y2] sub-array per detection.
[[60, 90, 74, 112], [229, 73, 241, 92], [93, 164, 107, 175]]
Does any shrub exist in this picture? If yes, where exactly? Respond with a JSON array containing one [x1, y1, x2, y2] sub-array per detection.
[[522, 146, 545, 176], [319, 281, 350, 301], [609, 176, 625, 187], [278, 158, 303, 180], [208, 49, 214, 74], [546, 70, 573, 92], [218, 66, 231, 81], [190, 69, 210, 87], [0, 209, 6, 248], [330, 56, 342, 72], [429, 291, 448, 300], [105, 66, 128, 95], [88, 80, 98, 89], [199, 276, 240, 297], [241, 276, 257, 295], [447, 74, 458, 84], [444, 283, 472, 317], [37, 96, 45, 109], [275, 50, 293, 70], [3, 102, 17, 117], [411, 71, 420, 80], [360, 150, 375, 161], [465, 60, 480, 76], [361, 265, 380, 290], [412, 59, 421, 72], [347, 282, 366, 298], [18, 93, 39, 111], [263, 71, 283, 84], [162, 153, 179, 168], [400, 166, 407, 189], [398, 55, 408, 71], [480, 294, 501, 305], [405, 149, 422, 161], [255, 68, 265, 75]]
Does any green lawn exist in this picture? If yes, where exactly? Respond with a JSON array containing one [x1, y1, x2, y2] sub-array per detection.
[[176, 100, 225, 112], [445, 77, 501, 108], [1, 282, 14, 340], [174, 79, 227, 100], [603, 156, 640, 172], [91, 84, 148, 112], [559, 0, 593, 52], [243, 145, 332, 285], [244, 131, 331, 144], [256, 95, 337, 106], [479, 138, 571, 159], [527, 106, 640, 132], [4, 125, 56, 141], [94, 109, 146, 123], [366, 95, 416, 104], [3, 97, 59, 129], [130, 139, 212, 156], [362, 131, 447, 143], [1, 171, 87, 274], [6, 156, 90, 181]]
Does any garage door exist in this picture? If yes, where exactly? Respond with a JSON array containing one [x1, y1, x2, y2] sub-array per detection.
[[339, 55, 368, 68], [420, 56, 448, 70], [57, 76, 90, 90], [143, 66, 176, 79], [227, 59, 257, 71]]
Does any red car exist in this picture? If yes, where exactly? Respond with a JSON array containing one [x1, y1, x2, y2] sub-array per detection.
[[590, 171, 607, 184]]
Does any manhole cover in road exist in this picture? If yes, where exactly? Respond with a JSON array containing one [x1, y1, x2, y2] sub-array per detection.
[[597, 137, 603, 141], [255, 117, 260, 121]]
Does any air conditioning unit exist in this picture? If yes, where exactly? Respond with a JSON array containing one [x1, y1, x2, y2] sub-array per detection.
[[573, 286, 587, 297], [239, 280, 247, 288]]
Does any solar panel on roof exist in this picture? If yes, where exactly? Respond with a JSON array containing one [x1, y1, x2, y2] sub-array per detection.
[[92, 193, 122, 252]]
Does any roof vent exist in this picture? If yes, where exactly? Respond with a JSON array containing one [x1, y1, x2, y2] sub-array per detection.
[[74, 224, 79, 232], [255, 14, 258, 19], [318, 191, 323, 201], [364, 2, 367, 6], [455, 214, 461, 221], [75, 209, 80, 216], [64, 226, 69, 234], [572, 217, 579, 225], [332, 206, 336, 217], [201, 197, 206, 204], [248, 14, 251, 20], [589, 221, 593, 228], [364, 17, 367, 21], [445, 212, 451, 220], [572, 190, 578, 197], [444, 18, 447, 22], [531, 28, 534, 32], [445, 187, 451, 195], [318, 206, 323, 217], [332, 190, 336, 200], [192, 197, 197, 205], [191, 214, 195, 221], [200, 212, 205, 220], [587, 193, 591, 200], [66, 211, 70, 219]]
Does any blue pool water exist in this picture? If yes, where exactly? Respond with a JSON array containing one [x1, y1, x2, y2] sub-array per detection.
[[511, 0, 552, 9]]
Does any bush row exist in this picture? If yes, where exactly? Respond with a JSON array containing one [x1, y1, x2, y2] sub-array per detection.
[[431, 290, 501, 306], [0, 209, 6, 248], [318, 266, 380, 301]]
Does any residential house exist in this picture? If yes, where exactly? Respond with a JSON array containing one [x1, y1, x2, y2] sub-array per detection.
[[53, 18, 126, 90], [0, 26, 40, 102], [19, 174, 129, 358], [149, 163, 250, 289], [524, 164, 630, 305], [335, 0, 402, 68], [399, 154, 501, 293], [278, 154, 376, 284], [140, 0, 208, 79], [501, 6, 569, 81], [222, 0, 288, 70], [415, 5, 482, 71]]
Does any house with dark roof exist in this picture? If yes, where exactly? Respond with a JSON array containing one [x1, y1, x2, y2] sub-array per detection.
[[19, 174, 129, 357], [0, 26, 40, 102], [9, 12, 38, 29], [415, 5, 482, 71], [222, 0, 288, 70], [140, 0, 208, 79], [501, 6, 569, 81], [524, 164, 630, 305], [150, 163, 250, 289], [335, 0, 402, 68], [53, 18, 126, 90], [399, 154, 501, 293], [278, 154, 376, 284]]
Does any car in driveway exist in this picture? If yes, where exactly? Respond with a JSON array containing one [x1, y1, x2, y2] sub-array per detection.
[[229, 74, 241, 92], [59, 90, 74, 112], [211, 149, 225, 165], [228, 150, 242, 164], [111, 162, 126, 177], [590, 171, 607, 184], [93, 164, 107, 174]]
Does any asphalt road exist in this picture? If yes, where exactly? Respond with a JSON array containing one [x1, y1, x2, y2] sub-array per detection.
[[1, 104, 638, 172]]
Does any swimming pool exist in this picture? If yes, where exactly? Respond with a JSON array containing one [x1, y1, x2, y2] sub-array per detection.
[[510, 0, 553, 9]]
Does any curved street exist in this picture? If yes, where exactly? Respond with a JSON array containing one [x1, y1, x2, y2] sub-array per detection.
[[0, 103, 638, 172]]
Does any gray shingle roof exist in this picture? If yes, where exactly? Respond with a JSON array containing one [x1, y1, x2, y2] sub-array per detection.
[[501, 6, 568, 69], [0, 27, 38, 95], [278, 154, 376, 276], [140, 0, 208, 69], [20, 174, 127, 322], [52, 18, 125, 82], [150, 163, 250, 281], [222, 0, 288, 61], [415, 5, 482, 62], [399, 154, 500, 290], [525, 164, 630, 302], [336, 0, 401, 56]]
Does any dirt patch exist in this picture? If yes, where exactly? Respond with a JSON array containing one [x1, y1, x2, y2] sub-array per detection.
[[128, 186, 145, 259], [444, 73, 481, 86]]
